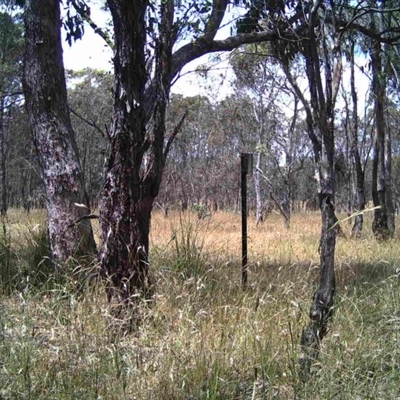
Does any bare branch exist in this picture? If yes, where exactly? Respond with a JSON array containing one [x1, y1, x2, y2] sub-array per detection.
[[69, 107, 108, 138], [68, 213, 100, 228], [163, 109, 189, 162]]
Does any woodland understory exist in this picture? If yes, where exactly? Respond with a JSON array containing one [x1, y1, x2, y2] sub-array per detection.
[[1, 0, 400, 394]]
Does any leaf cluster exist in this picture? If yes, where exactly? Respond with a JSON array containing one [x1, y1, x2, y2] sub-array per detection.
[[63, 0, 88, 46]]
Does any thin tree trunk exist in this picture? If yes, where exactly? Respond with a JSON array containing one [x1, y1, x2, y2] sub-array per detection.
[[385, 108, 395, 236], [23, 0, 96, 264], [381, 0, 395, 237], [0, 101, 7, 216], [299, 4, 341, 378], [254, 152, 263, 225], [349, 40, 365, 238]]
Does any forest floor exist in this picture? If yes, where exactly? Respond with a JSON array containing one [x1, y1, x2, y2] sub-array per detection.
[[1, 209, 400, 399]]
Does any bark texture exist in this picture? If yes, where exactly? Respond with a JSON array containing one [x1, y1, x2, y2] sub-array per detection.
[[23, 0, 96, 264], [370, 40, 390, 241], [297, 1, 340, 380], [300, 196, 336, 380], [99, 0, 174, 302]]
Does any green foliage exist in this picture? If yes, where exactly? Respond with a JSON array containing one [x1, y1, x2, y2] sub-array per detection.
[[191, 203, 211, 220], [63, 0, 88, 46], [0, 6, 24, 96]]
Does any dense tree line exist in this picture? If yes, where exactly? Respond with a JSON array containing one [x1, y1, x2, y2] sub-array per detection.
[[4, 67, 400, 221]]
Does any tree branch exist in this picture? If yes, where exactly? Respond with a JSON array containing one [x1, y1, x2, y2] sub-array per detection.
[[69, 106, 108, 138], [70, 0, 114, 50], [171, 30, 299, 82], [203, 0, 228, 42], [163, 109, 188, 163]]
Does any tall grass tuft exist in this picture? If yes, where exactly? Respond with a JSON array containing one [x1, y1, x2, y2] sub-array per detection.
[[0, 218, 52, 295], [162, 215, 209, 280]]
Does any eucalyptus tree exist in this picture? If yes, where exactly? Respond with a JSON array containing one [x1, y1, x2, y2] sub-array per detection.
[[369, 3, 392, 240], [22, 0, 400, 308], [23, 0, 97, 263]]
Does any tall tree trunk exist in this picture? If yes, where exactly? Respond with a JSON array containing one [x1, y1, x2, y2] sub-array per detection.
[[371, 41, 390, 240], [381, 0, 395, 237], [0, 101, 7, 216], [99, 1, 149, 302], [299, 3, 341, 379], [23, 0, 96, 264], [99, 0, 174, 302]]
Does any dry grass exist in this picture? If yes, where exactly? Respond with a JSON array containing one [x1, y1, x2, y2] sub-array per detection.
[[1, 210, 400, 399]]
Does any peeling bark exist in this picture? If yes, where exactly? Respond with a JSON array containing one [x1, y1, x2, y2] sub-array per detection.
[[23, 0, 96, 264], [99, 0, 174, 302]]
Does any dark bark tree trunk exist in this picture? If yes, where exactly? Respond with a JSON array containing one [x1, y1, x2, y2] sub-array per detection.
[[99, 0, 174, 302], [381, 3, 395, 237], [370, 40, 390, 240], [279, 28, 339, 371], [0, 100, 7, 216], [297, 2, 341, 380], [23, 0, 96, 264]]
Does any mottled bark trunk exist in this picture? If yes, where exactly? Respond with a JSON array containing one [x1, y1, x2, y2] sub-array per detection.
[[99, 0, 149, 302], [299, 7, 340, 378], [381, 1, 395, 237], [300, 124, 337, 381], [300, 193, 336, 379], [23, 0, 96, 264], [371, 41, 390, 241]]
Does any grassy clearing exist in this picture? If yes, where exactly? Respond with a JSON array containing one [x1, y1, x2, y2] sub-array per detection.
[[1, 210, 400, 399]]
